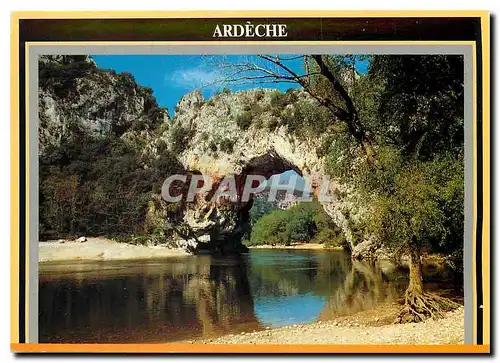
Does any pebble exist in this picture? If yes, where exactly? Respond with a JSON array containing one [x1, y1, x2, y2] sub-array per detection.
[[199, 307, 464, 346]]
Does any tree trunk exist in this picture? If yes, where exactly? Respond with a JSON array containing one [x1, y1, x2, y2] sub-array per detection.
[[407, 240, 424, 295], [395, 237, 460, 324]]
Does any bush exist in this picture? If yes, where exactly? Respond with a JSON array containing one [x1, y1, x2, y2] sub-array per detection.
[[247, 209, 291, 246], [247, 201, 344, 247], [236, 111, 253, 130], [269, 89, 299, 115], [313, 228, 347, 248], [219, 138, 235, 153], [169, 123, 195, 154], [39, 56, 94, 98], [283, 100, 331, 135], [209, 140, 218, 152], [39, 136, 186, 240], [266, 118, 279, 130], [236, 101, 264, 130]]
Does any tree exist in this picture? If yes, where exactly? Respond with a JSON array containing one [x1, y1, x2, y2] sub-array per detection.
[[355, 55, 464, 322], [216, 54, 464, 322], [210, 54, 376, 163], [247, 201, 343, 247], [361, 151, 462, 322]]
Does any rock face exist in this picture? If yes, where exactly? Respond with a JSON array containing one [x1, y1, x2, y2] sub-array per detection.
[[160, 89, 359, 252], [38, 56, 363, 254], [351, 239, 381, 260], [38, 55, 169, 153]]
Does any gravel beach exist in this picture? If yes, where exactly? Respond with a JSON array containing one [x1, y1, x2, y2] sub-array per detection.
[[194, 306, 464, 345], [39, 237, 189, 262]]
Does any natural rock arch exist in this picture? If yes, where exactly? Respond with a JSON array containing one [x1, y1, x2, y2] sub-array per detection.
[[161, 89, 359, 253]]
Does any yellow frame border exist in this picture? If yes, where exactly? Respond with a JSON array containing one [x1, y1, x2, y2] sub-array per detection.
[[11, 10, 490, 354]]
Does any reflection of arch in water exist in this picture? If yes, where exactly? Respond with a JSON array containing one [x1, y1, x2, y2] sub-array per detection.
[[38, 257, 259, 343], [181, 256, 260, 336], [318, 260, 403, 320]]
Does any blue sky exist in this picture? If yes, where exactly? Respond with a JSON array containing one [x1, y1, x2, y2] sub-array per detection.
[[91, 55, 369, 116], [92, 55, 301, 115]]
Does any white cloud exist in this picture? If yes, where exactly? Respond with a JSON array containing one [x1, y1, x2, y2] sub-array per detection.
[[168, 67, 223, 90]]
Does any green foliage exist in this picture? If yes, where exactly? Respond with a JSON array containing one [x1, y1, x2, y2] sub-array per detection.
[[269, 89, 298, 110], [39, 56, 94, 98], [369, 55, 464, 159], [236, 100, 264, 130], [315, 55, 464, 264], [255, 89, 265, 101], [265, 118, 279, 130], [169, 123, 195, 154], [313, 228, 347, 248], [236, 111, 253, 130], [115, 72, 137, 92], [359, 148, 464, 255], [282, 100, 332, 136], [219, 138, 235, 154], [147, 107, 165, 124], [248, 196, 280, 224], [246, 201, 344, 247], [39, 136, 185, 240]]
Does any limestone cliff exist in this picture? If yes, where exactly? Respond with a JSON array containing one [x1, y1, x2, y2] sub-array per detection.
[[160, 89, 359, 251], [39, 55, 168, 153], [38, 56, 363, 253]]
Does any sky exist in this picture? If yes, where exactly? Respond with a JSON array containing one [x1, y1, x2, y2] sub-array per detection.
[[91, 54, 303, 115], [91, 54, 369, 116]]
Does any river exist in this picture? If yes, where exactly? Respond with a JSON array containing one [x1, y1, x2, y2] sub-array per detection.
[[38, 249, 459, 343]]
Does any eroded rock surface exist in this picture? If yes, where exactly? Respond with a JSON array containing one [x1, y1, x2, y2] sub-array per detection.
[[159, 89, 360, 252], [39, 56, 367, 254]]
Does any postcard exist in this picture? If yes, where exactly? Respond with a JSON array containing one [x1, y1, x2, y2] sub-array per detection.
[[11, 11, 490, 353]]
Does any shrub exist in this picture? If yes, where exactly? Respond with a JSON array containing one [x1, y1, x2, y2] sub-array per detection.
[[39, 136, 186, 240], [39, 56, 94, 98], [236, 111, 253, 130], [169, 123, 195, 154], [278, 99, 332, 137], [255, 89, 265, 101], [266, 118, 279, 130], [219, 138, 235, 153], [236, 101, 264, 130], [209, 140, 218, 152], [247, 201, 345, 247]]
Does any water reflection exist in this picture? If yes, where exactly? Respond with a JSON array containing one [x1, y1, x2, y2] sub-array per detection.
[[244, 250, 406, 326], [39, 257, 258, 343], [39, 250, 450, 343]]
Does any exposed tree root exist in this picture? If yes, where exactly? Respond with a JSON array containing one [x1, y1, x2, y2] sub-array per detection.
[[395, 290, 461, 324]]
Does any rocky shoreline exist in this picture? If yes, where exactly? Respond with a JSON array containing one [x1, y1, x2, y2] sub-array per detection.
[[248, 243, 344, 250], [39, 237, 189, 262], [189, 305, 464, 345]]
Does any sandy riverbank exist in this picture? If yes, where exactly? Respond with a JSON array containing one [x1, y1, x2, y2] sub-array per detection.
[[248, 243, 344, 250], [192, 305, 464, 345], [39, 237, 190, 262]]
